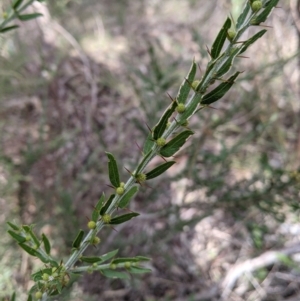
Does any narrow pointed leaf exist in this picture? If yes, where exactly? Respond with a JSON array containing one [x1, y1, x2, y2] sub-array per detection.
[[24, 228, 40, 248], [7, 221, 20, 231], [13, 0, 24, 9], [8, 230, 26, 243], [143, 132, 155, 154], [211, 17, 231, 59], [201, 72, 241, 105], [153, 101, 177, 140], [135, 256, 151, 262], [92, 193, 105, 222], [112, 257, 150, 264], [0, 25, 19, 33], [100, 194, 115, 215], [18, 243, 39, 257], [81, 256, 103, 263], [180, 93, 203, 120], [128, 266, 152, 274], [176, 60, 197, 103], [215, 47, 240, 78], [10, 292, 16, 301], [255, 0, 280, 24], [42, 233, 51, 255], [35, 252, 50, 264], [72, 229, 84, 249], [118, 185, 139, 209], [18, 13, 43, 21], [101, 269, 129, 279], [106, 152, 120, 188], [239, 30, 267, 54], [236, 1, 251, 30], [145, 161, 176, 180], [160, 130, 194, 157], [110, 212, 140, 225], [99, 249, 119, 262], [27, 295, 32, 301]]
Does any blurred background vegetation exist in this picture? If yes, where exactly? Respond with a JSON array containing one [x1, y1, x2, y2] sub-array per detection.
[[0, 0, 299, 300]]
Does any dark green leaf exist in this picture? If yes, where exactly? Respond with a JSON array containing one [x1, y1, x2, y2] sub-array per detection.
[[145, 161, 176, 180], [201, 72, 241, 105], [152, 101, 177, 140], [255, 0, 280, 24], [72, 229, 84, 249], [176, 60, 197, 103], [92, 193, 105, 222], [112, 257, 150, 264], [179, 93, 203, 120], [26, 228, 40, 248], [160, 130, 194, 157], [27, 295, 32, 301], [18, 13, 43, 21], [10, 292, 16, 301], [42, 233, 51, 255], [81, 256, 103, 263], [236, 1, 251, 30], [143, 132, 155, 154], [110, 212, 140, 225], [214, 47, 240, 78], [8, 230, 26, 243], [18, 243, 39, 257], [211, 17, 231, 59], [101, 269, 129, 279], [13, 0, 24, 9], [239, 30, 267, 54], [100, 194, 115, 215], [99, 249, 119, 263], [0, 25, 19, 33], [106, 152, 120, 188], [128, 266, 152, 274], [35, 251, 50, 264], [7, 221, 20, 231], [118, 185, 139, 209]]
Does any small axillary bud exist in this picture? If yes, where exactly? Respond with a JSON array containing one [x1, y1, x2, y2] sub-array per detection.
[[102, 214, 112, 224], [156, 137, 166, 147], [87, 221, 96, 229], [176, 103, 186, 113], [227, 29, 236, 41], [251, 0, 262, 12], [116, 186, 125, 195], [136, 173, 147, 183], [192, 80, 200, 90]]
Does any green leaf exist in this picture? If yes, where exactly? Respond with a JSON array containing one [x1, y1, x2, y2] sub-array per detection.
[[211, 17, 231, 59], [13, 0, 24, 9], [112, 256, 150, 264], [8, 230, 26, 243], [101, 269, 129, 279], [118, 185, 139, 209], [42, 233, 51, 255], [106, 152, 120, 188], [201, 72, 241, 105], [18, 13, 43, 21], [152, 101, 177, 140], [176, 60, 197, 103], [92, 193, 105, 222], [10, 292, 16, 301], [127, 266, 152, 274], [179, 93, 203, 120], [145, 161, 176, 180], [22, 226, 40, 248], [236, 1, 251, 30], [255, 0, 280, 24], [0, 25, 19, 33], [18, 243, 39, 257], [160, 130, 194, 157], [35, 251, 50, 264], [27, 294, 32, 301], [214, 47, 240, 78], [99, 249, 119, 263], [239, 30, 267, 54], [110, 212, 140, 225], [72, 229, 84, 249], [7, 221, 20, 231], [100, 194, 115, 215], [81, 256, 103, 263], [143, 132, 155, 154]]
